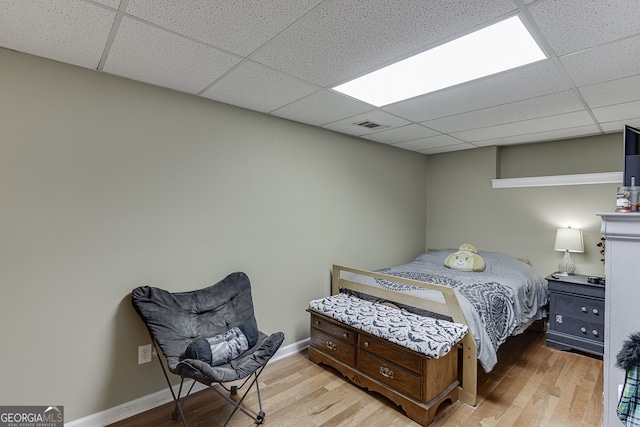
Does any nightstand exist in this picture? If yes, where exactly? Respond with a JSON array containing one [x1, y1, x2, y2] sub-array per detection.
[[546, 273, 605, 357]]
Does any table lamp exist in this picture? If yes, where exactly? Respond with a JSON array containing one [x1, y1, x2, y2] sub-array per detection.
[[554, 226, 584, 275]]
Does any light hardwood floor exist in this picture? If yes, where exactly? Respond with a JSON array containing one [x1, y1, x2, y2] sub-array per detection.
[[109, 329, 603, 426]]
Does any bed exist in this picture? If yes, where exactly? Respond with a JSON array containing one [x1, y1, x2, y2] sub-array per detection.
[[327, 249, 548, 407]]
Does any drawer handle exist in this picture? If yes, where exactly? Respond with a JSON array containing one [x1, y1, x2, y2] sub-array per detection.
[[581, 327, 587, 333], [592, 330, 599, 337], [581, 306, 587, 313], [325, 341, 337, 351], [363, 341, 369, 348], [314, 320, 320, 326], [593, 308, 599, 315], [379, 366, 394, 379], [343, 333, 349, 339]]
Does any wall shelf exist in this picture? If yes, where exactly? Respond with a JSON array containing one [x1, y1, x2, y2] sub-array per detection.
[[491, 171, 622, 188]]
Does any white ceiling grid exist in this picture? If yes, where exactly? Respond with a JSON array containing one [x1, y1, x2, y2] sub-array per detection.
[[0, 0, 638, 154]]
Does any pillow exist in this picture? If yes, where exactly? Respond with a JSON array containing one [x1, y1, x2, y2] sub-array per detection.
[[184, 322, 259, 366], [444, 243, 486, 272]]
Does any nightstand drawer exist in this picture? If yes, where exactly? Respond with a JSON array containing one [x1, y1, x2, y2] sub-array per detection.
[[548, 278, 605, 299], [550, 291, 604, 343], [551, 292, 604, 322], [550, 315, 604, 342]]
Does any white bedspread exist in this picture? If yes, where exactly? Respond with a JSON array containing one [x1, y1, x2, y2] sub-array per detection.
[[349, 250, 548, 372]]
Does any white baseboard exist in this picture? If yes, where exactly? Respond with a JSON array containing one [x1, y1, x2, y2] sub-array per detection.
[[268, 337, 309, 363], [65, 338, 309, 427]]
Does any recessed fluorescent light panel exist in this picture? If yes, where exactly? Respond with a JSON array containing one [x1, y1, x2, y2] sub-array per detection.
[[333, 15, 546, 107]]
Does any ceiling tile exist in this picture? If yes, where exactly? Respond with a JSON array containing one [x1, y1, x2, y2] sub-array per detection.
[[560, 34, 640, 87], [201, 61, 318, 113], [0, 0, 116, 69], [271, 90, 371, 126], [529, 0, 640, 56], [252, 0, 519, 86], [94, 0, 121, 8], [472, 125, 602, 147], [601, 119, 640, 133], [383, 60, 570, 122], [321, 111, 411, 136], [452, 111, 596, 142], [103, 16, 241, 94], [422, 90, 584, 133], [363, 124, 440, 144], [579, 75, 640, 109], [124, 0, 322, 56], [393, 134, 467, 151], [592, 100, 640, 124], [2, 0, 639, 155], [419, 143, 476, 155]]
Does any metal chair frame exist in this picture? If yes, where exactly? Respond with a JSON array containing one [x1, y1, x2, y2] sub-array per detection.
[[151, 337, 266, 427]]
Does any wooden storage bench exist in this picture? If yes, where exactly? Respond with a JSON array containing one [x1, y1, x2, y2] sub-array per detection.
[[307, 294, 467, 426]]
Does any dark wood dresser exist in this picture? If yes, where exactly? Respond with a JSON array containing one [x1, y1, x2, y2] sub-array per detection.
[[307, 310, 459, 426]]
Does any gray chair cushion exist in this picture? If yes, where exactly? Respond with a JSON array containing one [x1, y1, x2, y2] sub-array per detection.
[[132, 272, 284, 383]]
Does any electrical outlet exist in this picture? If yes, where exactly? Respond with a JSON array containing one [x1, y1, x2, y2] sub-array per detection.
[[138, 344, 152, 365]]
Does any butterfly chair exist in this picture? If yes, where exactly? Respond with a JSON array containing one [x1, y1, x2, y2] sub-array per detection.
[[131, 272, 285, 426]]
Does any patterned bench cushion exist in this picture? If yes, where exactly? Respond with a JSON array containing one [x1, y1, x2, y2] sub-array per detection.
[[308, 293, 468, 358]]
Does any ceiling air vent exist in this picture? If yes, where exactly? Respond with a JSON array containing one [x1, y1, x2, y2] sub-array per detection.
[[353, 120, 388, 130]]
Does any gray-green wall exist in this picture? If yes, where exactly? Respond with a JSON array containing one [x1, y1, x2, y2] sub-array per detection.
[[426, 135, 621, 277], [1, 46, 623, 423], [0, 48, 427, 422]]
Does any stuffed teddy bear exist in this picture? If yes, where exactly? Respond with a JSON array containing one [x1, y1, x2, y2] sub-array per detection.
[[444, 243, 486, 272]]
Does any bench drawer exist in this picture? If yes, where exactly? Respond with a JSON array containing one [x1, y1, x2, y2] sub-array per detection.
[[360, 334, 422, 373], [310, 329, 355, 365], [310, 314, 357, 344], [358, 350, 422, 401]]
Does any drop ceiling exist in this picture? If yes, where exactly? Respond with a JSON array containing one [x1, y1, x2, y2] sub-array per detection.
[[1, 0, 639, 154]]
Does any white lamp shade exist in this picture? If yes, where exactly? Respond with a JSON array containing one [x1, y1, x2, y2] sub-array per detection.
[[554, 227, 584, 253]]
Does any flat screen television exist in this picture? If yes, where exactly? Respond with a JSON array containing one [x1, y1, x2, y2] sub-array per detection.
[[624, 125, 640, 186]]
